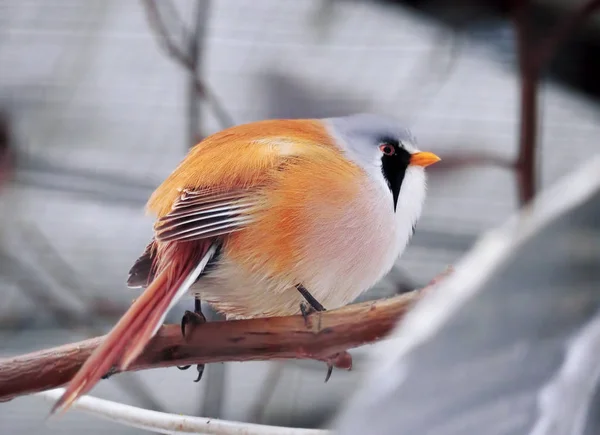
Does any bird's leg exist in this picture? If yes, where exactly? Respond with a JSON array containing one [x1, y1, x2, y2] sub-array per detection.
[[296, 284, 339, 382], [296, 284, 325, 316], [297, 284, 326, 326], [177, 297, 206, 381]]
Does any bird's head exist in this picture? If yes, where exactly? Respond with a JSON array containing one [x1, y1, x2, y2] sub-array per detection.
[[324, 113, 440, 212]]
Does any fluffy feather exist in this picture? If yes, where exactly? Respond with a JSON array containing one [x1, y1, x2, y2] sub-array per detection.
[[147, 119, 339, 218], [53, 119, 341, 414], [52, 115, 436, 413]]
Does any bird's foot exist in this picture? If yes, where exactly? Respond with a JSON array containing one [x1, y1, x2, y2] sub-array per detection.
[[325, 364, 333, 383], [323, 351, 353, 383], [177, 303, 207, 380], [179, 359, 205, 383], [177, 364, 205, 382], [299, 299, 327, 327], [300, 302, 317, 326], [193, 363, 205, 382], [296, 348, 353, 383], [180, 309, 207, 338]]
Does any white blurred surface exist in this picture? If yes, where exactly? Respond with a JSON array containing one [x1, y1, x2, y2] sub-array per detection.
[[1, 0, 599, 433]]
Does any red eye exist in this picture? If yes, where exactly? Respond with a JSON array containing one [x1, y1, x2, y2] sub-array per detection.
[[379, 144, 396, 156]]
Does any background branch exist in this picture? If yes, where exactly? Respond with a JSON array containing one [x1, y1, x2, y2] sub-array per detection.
[[511, 0, 600, 205], [0, 290, 422, 403], [512, 0, 538, 205], [38, 388, 328, 435], [429, 0, 600, 207], [142, 0, 235, 132], [187, 0, 211, 147]]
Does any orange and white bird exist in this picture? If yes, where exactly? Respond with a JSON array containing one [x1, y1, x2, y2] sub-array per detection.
[[51, 113, 440, 413]]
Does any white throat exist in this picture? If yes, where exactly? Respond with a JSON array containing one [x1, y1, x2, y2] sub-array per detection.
[[372, 164, 427, 253]]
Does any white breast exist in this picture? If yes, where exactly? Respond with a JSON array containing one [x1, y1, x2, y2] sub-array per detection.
[[297, 165, 427, 308], [194, 166, 427, 319]]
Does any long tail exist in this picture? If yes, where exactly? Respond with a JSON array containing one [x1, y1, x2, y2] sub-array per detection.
[[50, 241, 218, 415]]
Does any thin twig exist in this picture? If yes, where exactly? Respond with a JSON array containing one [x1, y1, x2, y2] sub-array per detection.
[[38, 388, 328, 435], [141, 0, 235, 130], [428, 152, 515, 173], [512, 0, 538, 205], [142, 0, 197, 73], [0, 111, 14, 191], [187, 0, 211, 147], [248, 362, 285, 423], [159, 0, 195, 44], [0, 291, 422, 402]]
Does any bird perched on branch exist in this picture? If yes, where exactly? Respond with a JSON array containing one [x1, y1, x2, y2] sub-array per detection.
[[51, 113, 440, 414]]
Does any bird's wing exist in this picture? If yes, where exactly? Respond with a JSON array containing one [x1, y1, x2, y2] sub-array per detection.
[[153, 188, 260, 242], [126, 188, 256, 288], [126, 118, 342, 288]]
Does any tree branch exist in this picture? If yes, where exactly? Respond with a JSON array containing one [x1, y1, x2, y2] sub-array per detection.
[[428, 152, 514, 173], [141, 0, 235, 131], [0, 290, 422, 402], [511, 0, 600, 205], [512, 0, 538, 205], [37, 388, 328, 435], [142, 0, 196, 75], [187, 0, 211, 147]]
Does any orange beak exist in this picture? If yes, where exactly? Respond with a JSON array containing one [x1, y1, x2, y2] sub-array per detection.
[[410, 151, 441, 167]]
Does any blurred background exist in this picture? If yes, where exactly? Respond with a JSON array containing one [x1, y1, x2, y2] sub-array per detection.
[[0, 0, 599, 433]]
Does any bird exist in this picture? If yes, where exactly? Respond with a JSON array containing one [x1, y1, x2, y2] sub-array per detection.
[[50, 113, 440, 414]]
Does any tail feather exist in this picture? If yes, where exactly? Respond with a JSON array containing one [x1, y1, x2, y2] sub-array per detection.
[[127, 240, 156, 288], [50, 241, 217, 415]]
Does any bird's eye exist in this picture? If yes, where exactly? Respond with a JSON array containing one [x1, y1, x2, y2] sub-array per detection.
[[379, 143, 396, 156]]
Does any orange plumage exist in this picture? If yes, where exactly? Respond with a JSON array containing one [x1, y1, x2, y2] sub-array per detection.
[[147, 119, 340, 218], [52, 118, 363, 413], [52, 114, 440, 414]]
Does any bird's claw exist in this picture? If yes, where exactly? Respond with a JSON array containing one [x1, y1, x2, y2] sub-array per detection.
[[178, 303, 207, 380], [325, 364, 333, 383], [322, 351, 353, 383], [180, 309, 206, 338], [194, 364, 205, 382], [177, 362, 205, 377]]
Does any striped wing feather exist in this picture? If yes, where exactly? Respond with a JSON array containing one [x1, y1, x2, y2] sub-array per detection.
[[154, 188, 260, 242]]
